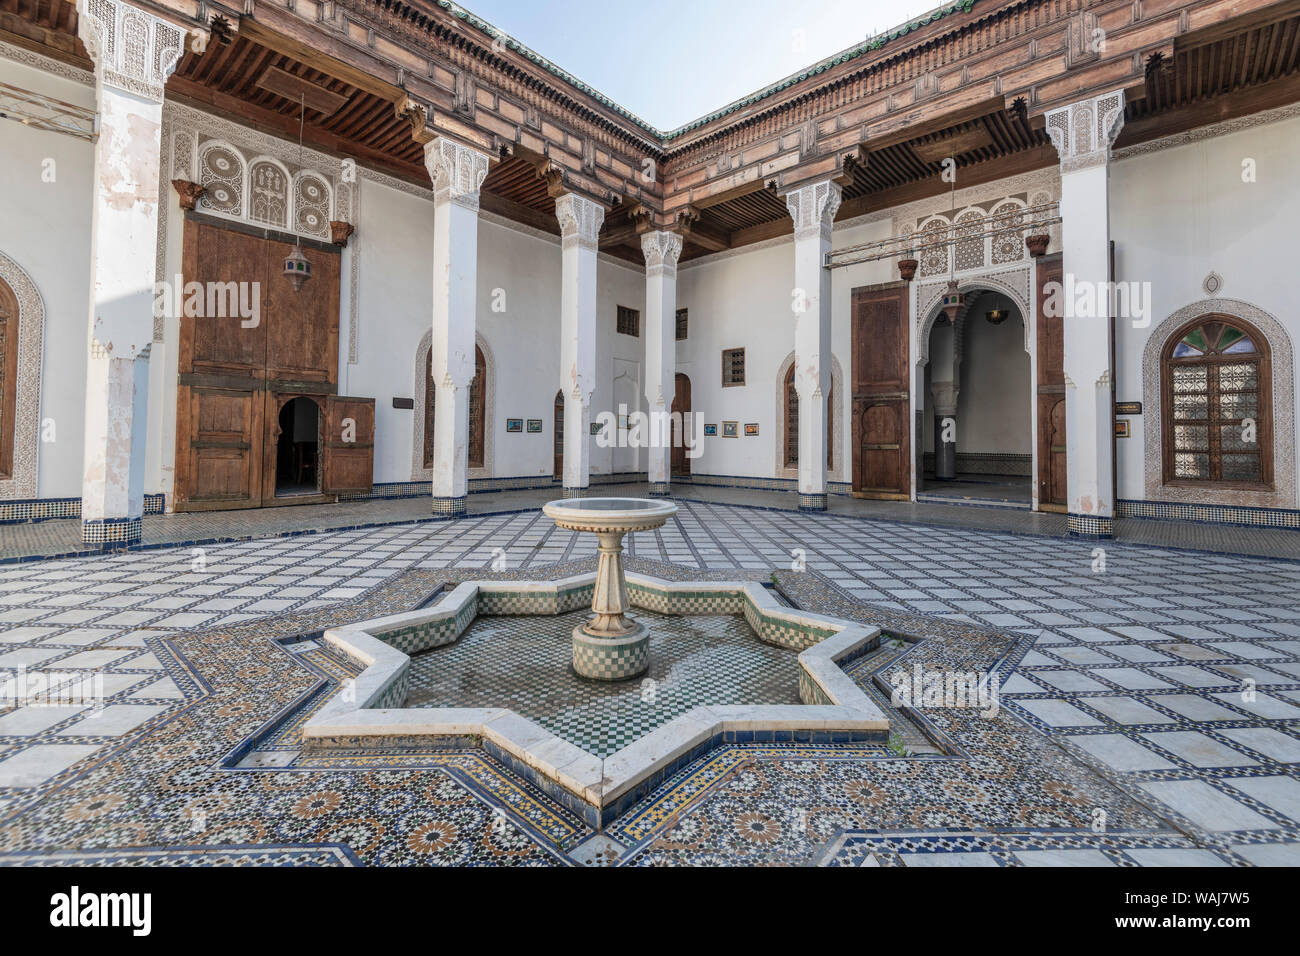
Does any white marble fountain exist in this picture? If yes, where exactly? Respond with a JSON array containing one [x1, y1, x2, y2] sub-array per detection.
[[541, 497, 677, 680]]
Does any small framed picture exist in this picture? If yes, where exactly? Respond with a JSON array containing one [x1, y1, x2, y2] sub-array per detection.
[[506, 418, 523, 433], [1114, 420, 1130, 438], [721, 421, 739, 438], [617, 413, 629, 429], [703, 423, 717, 437], [527, 419, 543, 433], [744, 423, 759, 437], [589, 421, 604, 436]]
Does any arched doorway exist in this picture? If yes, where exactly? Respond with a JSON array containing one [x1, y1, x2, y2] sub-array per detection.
[[783, 365, 832, 470], [553, 390, 564, 480], [671, 372, 691, 476], [920, 289, 1032, 506], [275, 396, 321, 497], [424, 345, 486, 470], [0, 276, 17, 480]]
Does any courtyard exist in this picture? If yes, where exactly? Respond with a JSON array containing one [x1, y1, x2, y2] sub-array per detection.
[[1, 489, 1297, 867]]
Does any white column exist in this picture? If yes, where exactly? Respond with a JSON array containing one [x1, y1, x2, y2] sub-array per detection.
[[556, 193, 605, 497], [1045, 91, 1125, 538], [785, 180, 841, 510], [424, 138, 490, 517], [641, 231, 683, 496], [76, 0, 186, 546]]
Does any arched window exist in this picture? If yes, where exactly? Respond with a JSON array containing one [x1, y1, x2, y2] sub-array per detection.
[[0, 277, 16, 479], [424, 345, 487, 470], [1162, 315, 1272, 487], [783, 365, 832, 469]]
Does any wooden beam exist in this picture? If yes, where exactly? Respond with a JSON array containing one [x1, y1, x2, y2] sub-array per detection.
[[676, 209, 730, 252], [1116, 71, 1300, 147], [1176, 0, 1300, 53], [237, 18, 406, 106], [863, 96, 1006, 153]]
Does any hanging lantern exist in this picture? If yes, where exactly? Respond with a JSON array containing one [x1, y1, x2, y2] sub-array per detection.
[[986, 308, 1008, 325], [940, 280, 964, 322], [283, 242, 312, 292]]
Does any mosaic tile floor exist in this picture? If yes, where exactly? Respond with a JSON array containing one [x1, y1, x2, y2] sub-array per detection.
[[406, 609, 799, 757], [0, 499, 1296, 865]]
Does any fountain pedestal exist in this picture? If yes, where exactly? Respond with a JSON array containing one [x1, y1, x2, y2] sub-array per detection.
[[542, 497, 678, 680]]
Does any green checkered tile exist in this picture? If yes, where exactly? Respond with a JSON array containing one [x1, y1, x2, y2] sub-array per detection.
[[402, 609, 801, 757], [628, 584, 745, 615]]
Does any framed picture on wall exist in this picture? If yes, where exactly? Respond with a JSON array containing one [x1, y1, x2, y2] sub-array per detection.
[[721, 421, 739, 438], [744, 423, 759, 437], [506, 418, 523, 433], [589, 422, 604, 436], [703, 423, 717, 437], [527, 419, 543, 433]]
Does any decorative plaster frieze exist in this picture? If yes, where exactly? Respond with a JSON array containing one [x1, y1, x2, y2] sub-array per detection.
[[640, 230, 683, 278], [423, 137, 490, 211], [0, 38, 93, 85], [555, 193, 605, 251], [76, 0, 186, 102], [784, 180, 842, 242], [1045, 89, 1126, 173], [915, 263, 1033, 364], [0, 251, 44, 500]]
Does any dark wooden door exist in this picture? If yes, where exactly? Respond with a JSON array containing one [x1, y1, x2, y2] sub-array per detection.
[[554, 391, 564, 480], [1036, 253, 1067, 511], [671, 372, 691, 476], [175, 218, 342, 511], [321, 395, 375, 494], [175, 220, 270, 510], [851, 283, 910, 499]]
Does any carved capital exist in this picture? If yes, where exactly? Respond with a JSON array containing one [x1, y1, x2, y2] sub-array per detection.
[[640, 230, 683, 278], [171, 178, 204, 211], [784, 179, 842, 243], [555, 193, 605, 251], [1044, 90, 1126, 174], [422, 136, 491, 211], [330, 220, 355, 246], [76, 0, 187, 102]]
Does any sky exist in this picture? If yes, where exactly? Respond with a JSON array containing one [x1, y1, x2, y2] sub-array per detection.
[[458, 0, 950, 131]]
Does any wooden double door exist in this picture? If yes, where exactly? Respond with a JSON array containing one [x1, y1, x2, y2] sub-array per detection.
[[174, 218, 374, 511], [850, 283, 911, 499], [1035, 254, 1068, 511]]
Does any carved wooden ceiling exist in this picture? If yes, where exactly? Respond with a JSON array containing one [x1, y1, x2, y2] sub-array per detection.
[[1, 0, 1299, 262]]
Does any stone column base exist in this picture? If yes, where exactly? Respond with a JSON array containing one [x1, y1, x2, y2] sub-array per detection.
[[82, 517, 142, 547], [431, 496, 467, 519], [647, 482, 670, 497], [572, 622, 650, 680], [1067, 513, 1113, 538], [562, 486, 589, 499], [798, 493, 828, 512]]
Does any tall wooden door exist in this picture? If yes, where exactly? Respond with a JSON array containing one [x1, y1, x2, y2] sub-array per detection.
[[553, 391, 564, 480], [174, 218, 346, 511], [174, 221, 270, 510], [1036, 253, 1067, 511], [851, 283, 911, 499], [671, 372, 691, 476], [321, 396, 375, 495]]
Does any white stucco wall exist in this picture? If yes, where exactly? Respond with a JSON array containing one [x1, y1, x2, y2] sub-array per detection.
[[1111, 112, 1300, 505], [676, 218, 893, 481], [0, 55, 95, 499]]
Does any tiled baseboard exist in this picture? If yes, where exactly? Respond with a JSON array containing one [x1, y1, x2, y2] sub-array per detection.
[[921, 452, 1032, 476], [0, 494, 165, 525], [1118, 498, 1300, 530]]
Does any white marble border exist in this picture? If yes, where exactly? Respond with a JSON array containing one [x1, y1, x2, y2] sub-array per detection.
[[304, 572, 887, 812], [1141, 298, 1296, 509], [0, 251, 44, 499]]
